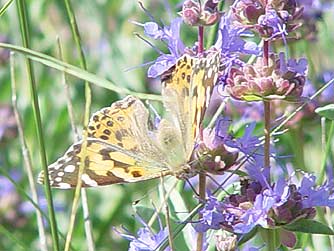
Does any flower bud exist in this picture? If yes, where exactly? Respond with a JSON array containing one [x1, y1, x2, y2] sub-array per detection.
[[226, 53, 307, 101], [181, 0, 222, 26]]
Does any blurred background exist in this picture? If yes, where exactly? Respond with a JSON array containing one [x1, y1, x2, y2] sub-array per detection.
[[0, 0, 333, 250]]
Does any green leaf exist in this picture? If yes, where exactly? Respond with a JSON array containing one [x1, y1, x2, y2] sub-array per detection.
[[238, 226, 259, 245], [283, 219, 334, 235], [315, 104, 334, 120], [241, 94, 263, 101]]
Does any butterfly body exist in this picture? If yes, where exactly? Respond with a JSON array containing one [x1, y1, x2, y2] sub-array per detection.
[[38, 52, 220, 188]]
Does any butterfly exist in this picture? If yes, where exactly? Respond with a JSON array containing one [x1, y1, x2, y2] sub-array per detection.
[[38, 51, 221, 188]]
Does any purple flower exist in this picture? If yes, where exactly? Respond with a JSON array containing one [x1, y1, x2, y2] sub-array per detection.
[[257, 8, 288, 40], [115, 214, 170, 251], [215, 13, 260, 81], [298, 174, 334, 208], [224, 122, 266, 168], [134, 18, 185, 78], [0, 170, 21, 195], [196, 168, 332, 244], [195, 193, 226, 232]]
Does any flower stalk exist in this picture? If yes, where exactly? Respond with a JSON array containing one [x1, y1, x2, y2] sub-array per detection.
[[197, 23, 206, 251], [263, 36, 271, 182], [260, 228, 278, 251]]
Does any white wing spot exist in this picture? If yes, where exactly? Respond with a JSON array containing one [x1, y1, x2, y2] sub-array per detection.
[[81, 173, 98, 187], [58, 182, 71, 189], [55, 177, 62, 182], [54, 163, 61, 170], [64, 165, 76, 173], [207, 68, 213, 78], [58, 171, 65, 177]]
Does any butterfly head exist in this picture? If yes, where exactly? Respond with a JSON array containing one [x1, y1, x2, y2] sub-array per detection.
[[173, 163, 197, 180]]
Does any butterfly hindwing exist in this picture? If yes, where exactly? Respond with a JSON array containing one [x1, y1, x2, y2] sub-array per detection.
[[38, 96, 171, 188]]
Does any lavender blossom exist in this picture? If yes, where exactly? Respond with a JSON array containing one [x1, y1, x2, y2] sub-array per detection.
[[134, 17, 185, 78], [115, 214, 170, 251], [196, 170, 333, 249], [214, 13, 260, 80]]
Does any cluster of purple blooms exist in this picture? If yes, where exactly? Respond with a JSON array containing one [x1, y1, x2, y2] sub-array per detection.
[[117, 0, 334, 250]]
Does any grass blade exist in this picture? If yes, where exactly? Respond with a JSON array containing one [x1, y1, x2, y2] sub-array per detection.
[[0, 42, 162, 101], [15, 1, 60, 250]]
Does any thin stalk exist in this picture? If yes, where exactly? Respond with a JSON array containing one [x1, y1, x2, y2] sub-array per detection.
[[148, 180, 178, 227], [0, 0, 14, 17], [264, 100, 271, 174], [319, 120, 334, 183], [196, 174, 206, 251], [15, 1, 60, 250], [198, 26, 204, 54], [263, 40, 269, 66], [57, 37, 95, 251], [0, 168, 79, 251], [10, 52, 48, 251], [197, 24, 206, 251], [57, 37, 79, 140], [263, 38, 271, 182], [207, 98, 227, 129], [272, 78, 334, 134], [156, 203, 203, 251], [160, 176, 175, 251], [63, 0, 95, 250]]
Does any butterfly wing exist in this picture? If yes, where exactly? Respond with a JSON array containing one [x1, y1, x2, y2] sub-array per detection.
[[38, 96, 171, 188], [161, 52, 221, 159]]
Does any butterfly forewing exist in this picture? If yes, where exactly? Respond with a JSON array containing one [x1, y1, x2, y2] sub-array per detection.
[[161, 52, 221, 159]]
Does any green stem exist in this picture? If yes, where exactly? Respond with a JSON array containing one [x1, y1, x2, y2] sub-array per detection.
[[10, 52, 48, 251], [63, 0, 95, 250], [319, 120, 334, 183], [261, 228, 278, 251], [0, 0, 14, 16], [15, 1, 60, 250], [264, 100, 271, 181], [196, 174, 206, 251]]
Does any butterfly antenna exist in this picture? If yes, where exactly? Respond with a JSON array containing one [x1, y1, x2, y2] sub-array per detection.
[[202, 171, 231, 195], [145, 100, 161, 126], [184, 178, 200, 197]]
